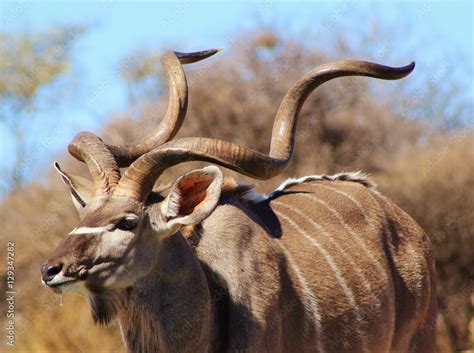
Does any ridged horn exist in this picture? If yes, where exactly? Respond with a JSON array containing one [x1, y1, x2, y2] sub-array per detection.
[[68, 132, 121, 194], [115, 60, 415, 200], [107, 49, 221, 167], [68, 49, 220, 195]]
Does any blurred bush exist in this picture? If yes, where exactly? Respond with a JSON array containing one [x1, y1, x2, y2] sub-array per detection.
[[0, 25, 86, 192], [0, 29, 472, 352], [377, 134, 474, 350]]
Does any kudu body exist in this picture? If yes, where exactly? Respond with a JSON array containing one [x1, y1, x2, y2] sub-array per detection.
[[42, 49, 436, 353]]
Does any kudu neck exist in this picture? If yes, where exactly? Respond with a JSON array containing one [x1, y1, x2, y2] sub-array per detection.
[[118, 231, 213, 353]]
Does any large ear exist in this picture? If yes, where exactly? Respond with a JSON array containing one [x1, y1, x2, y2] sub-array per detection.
[[161, 166, 223, 231], [54, 162, 94, 212]]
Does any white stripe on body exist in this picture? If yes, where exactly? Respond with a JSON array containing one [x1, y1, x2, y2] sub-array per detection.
[[274, 203, 369, 353], [317, 184, 377, 231], [274, 239, 326, 353], [308, 184, 387, 280], [291, 193, 383, 308]]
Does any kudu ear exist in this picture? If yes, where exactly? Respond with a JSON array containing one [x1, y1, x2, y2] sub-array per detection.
[[54, 162, 94, 211], [161, 166, 223, 231]]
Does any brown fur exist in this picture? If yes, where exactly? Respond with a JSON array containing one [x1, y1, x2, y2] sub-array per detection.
[[44, 173, 436, 353]]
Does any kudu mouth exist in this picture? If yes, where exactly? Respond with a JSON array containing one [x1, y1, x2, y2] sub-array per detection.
[[41, 263, 88, 293]]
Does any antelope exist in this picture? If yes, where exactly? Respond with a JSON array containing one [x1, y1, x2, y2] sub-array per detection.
[[42, 48, 437, 353]]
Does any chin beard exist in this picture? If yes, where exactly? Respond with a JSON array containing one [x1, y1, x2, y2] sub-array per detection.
[[87, 284, 128, 325]]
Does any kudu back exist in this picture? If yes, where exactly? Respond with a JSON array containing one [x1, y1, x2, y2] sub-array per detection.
[[42, 49, 436, 353]]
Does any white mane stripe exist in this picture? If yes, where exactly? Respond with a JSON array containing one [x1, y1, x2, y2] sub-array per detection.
[[274, 202, 369, 353], [266, 171, 376, 200]]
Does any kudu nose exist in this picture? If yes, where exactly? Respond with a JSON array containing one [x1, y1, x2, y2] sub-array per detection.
[[41, 263, 63, 283]]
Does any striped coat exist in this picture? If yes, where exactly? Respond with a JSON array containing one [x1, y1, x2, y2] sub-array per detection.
[[193, 173, 437, 353]]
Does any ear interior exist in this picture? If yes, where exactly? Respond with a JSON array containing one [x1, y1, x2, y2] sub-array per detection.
[[168, 173, 215, 218], [164, 166, 223, 227], [54, 162, 94, 208]]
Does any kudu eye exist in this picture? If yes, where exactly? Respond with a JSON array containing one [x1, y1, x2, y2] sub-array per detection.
[[116, 218, 138, 231]]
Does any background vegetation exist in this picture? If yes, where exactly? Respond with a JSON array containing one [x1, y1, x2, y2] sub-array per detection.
[[0, 21, 472, 353]]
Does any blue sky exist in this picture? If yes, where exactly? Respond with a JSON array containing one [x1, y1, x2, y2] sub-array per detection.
[[0, 0, 472, 193]]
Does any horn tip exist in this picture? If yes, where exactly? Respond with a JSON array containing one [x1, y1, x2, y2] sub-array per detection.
[[53, 161, 69, 180], [175, 48, 222, 64], [403, 61, 415, 73], [201, 47, 222, 55], [390, 60, 415, 79]]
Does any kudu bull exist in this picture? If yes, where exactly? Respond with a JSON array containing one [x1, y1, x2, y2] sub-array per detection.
[[42, 48, 436, 353]]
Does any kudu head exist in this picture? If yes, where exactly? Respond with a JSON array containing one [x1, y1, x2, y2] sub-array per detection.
[[42, 52, 415, 296], [45, 160, 224, 292], [42, 49, 225, 293]]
